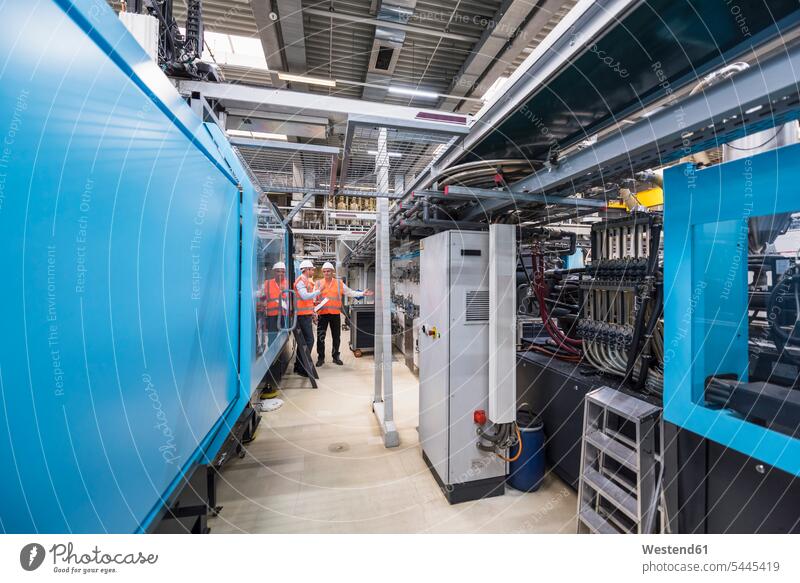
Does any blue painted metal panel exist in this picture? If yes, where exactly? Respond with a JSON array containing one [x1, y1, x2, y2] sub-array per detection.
[[0, 0, 241, 532], [203, 124, 292, 395], [199, 122, 291, 462], [664, 144, 800, 476]]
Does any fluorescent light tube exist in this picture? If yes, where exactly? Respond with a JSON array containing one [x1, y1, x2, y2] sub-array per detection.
[[367, 150, 402, 158], [278, 73, 336, 87], [228, 129, 288, 141], [388, 86, 439, 99]]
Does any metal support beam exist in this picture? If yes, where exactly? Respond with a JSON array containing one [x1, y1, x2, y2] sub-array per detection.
[[441, 0, 572, 112], [250, 0, 286, 71], [348, 114, 469, 136], [187, 92, 224, 130], [283, 191, 316, 225], [465, 41, 800, 220], [398, 219, 488, 231], [251, 0, 309, 90], [275, 0, 308, 77], [255, 185, 401, 199], [454, 0, 574, 112], [416, 185, 608, 208], [372, 127, 399, 448], [303, 6, 479, 43], [177, 81, 472, 125], [228, 136, 340, 155]]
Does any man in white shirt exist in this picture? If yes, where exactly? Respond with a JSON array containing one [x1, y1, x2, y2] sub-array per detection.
[[314, 262, 372, 366], [293, 259, 321, 376]]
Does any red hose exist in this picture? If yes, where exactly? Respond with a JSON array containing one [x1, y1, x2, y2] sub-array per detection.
[[532, 250, 582, 354]]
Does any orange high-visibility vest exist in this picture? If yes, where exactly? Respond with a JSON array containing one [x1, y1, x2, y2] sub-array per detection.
[[317, 278, 343, 315], [294, 275, 315, 316], [263, 279, 285, 316]]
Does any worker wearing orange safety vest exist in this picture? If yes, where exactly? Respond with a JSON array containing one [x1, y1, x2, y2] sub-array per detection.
[[262, 261, 288, 332], [314, 262, 372, 366], [257, 261, 289, 412], [256, 261, 288, 357], [293, 259, 321, 377]]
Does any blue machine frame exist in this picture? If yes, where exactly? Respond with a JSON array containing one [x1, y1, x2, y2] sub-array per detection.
[[0, 0, 289, 532], [664, 143, 800, 477]]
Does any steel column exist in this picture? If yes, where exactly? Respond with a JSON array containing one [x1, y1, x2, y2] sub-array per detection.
[[284, 191, 315, 225], [372, 127, 399, 447]]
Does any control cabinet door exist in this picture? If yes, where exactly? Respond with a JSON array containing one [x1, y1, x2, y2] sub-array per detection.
[[418, 231, 451, 482], [447, 232, 505, 484]]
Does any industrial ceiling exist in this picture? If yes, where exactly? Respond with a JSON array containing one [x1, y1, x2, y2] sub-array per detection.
[[110, 0, 577, 113]]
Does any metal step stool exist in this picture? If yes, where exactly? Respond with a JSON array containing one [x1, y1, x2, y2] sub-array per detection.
[[577, 386, 662, 534]]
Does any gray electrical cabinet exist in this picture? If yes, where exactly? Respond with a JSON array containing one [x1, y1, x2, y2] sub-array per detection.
[[418, 229, 509, 503]]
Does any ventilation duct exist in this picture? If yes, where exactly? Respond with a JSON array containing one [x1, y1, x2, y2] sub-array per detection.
[[363, 1, 417, 101]]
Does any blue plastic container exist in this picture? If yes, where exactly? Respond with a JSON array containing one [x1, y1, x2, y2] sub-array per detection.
[[507, 408, 545, 492]]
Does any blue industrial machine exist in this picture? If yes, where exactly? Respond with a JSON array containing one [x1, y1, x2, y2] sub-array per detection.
[[0, 0, 292, 533], [664, 145, 800, 477]]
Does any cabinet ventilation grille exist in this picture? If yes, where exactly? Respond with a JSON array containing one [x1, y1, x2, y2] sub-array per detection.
[[465, 290, 490, 322]]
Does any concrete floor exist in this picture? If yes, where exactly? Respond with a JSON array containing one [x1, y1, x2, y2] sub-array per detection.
[[209, 345, 578, 534]]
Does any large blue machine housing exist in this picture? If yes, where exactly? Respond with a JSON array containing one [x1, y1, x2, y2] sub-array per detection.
[[0, 0, 286, 533], [664, 145, 800, 477]]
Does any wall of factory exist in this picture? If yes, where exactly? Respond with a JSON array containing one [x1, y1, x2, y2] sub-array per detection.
[[0, 0, 243, 533]]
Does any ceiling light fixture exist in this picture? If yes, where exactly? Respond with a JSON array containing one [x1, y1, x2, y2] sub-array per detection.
[[367, 150, 402, 158], [481, 76, 508, 102], [388, 86, 439, 99], [336, 78, 483, 103], [228, 129, 288, 141], [278, 73, 337, 87]]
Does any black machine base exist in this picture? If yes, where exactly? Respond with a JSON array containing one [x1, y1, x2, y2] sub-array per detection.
[[422, 451, 506, 504], [516, 350, 659, 489], [150, 464, 212, 534], [664, 422, 800, 534], [150, 403, 262, 533], [516, 351, 606, 488]]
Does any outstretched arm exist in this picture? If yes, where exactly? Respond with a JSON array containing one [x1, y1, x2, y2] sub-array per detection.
[[296, 279, 320, 300], [342, 283, 372, 298]]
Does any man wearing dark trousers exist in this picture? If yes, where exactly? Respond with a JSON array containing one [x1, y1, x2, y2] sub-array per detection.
[[315, 262, 372, 366], [293, 259, 320, 377]]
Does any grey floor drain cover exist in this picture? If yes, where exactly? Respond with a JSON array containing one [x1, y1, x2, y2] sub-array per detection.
[[328, 442, 349, 452]]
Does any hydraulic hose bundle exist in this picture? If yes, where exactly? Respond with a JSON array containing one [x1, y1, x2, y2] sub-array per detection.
[[476, 422, 523, 462], [577, 213, 665, 394], [530, 244, 583, 361]]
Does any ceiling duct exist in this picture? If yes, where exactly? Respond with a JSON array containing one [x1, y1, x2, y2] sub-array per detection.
[[362, 1, 417, 101]]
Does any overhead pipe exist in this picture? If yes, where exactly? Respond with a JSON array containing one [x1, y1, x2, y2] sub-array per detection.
[[399, 218, 488, 231]]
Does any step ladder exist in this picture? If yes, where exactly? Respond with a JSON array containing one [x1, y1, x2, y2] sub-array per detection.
[[577, 386, 662, 534]]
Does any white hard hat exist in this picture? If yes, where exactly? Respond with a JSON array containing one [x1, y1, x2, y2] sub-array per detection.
[[272, 261, 286, 270], [299, 259, 314, 270], [322, 262, 335, 270]]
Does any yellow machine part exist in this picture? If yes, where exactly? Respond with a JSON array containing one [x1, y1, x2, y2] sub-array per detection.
[[608, 187, 663, 210]]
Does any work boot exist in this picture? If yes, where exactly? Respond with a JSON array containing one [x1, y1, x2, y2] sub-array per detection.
[[333, 357, 344, 366], [316, 358, 324, 367]]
